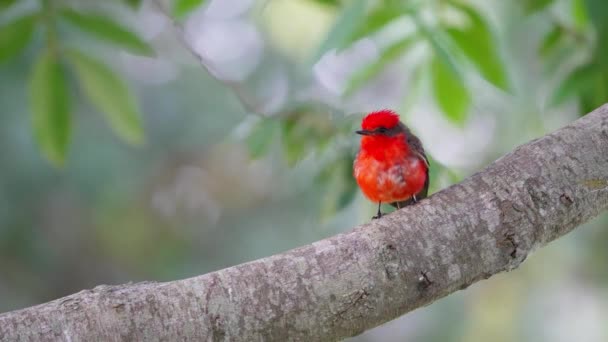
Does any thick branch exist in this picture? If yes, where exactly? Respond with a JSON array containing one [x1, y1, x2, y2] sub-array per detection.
[[2, 105, 608, 341]]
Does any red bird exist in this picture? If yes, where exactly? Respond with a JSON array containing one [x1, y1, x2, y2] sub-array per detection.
[[353, 110, 429, 219]]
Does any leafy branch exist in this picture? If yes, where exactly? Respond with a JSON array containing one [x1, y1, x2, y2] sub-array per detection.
[[316, 0, 608, 123], [328, 0, 508, 125], [0, 0, 149, 166]]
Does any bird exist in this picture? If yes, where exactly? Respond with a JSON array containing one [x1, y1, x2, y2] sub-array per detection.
[[353, 109, 429, 219]]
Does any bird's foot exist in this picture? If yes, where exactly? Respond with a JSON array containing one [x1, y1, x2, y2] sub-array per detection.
[[372, 212, 384, 220]]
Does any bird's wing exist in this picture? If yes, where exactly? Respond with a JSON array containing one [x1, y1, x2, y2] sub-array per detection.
[[390, 123, 429, 208]]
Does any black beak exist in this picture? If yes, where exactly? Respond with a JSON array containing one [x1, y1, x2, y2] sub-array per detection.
[[356, 130, 372, 136]]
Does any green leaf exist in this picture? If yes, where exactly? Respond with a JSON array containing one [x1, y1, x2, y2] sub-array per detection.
[[431, 56, 471, 124], [311, 0, 367, 62], [415, 12, 470, 122], [551, 63, 598, 105], [580, 68, 608, 113], [67, 49, 144, 145], [29, 52, 71, 166], [446, 4, 509, 91], [347, 6, 404, 45], [173, 0, 207, 19], [313, 0, 340, 6], [0, 14, 37, 63], [344, 35, 418, 97], [246, 118, 279, 159], [539, 26, 563, 57], [282, 118, 307, 166], [522, 0, 554, 14], [281, 113, 326, 166], [572, 0, 589, 29], [413, 14, 461, 78], [585, 0, 608, 64], [123, 0, 142, 9], [346, 1, 423, 44], [60, 9, 154, 56], [0, 0, 18, 10]]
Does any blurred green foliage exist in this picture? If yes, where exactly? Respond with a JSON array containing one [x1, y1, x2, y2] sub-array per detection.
[[0, 0, 604, 228], [60, 8, 154, 56], [0, 0, 148, 165], [29, 50, 70, 166], [173, 0, 206, 19], [67, 49, 144, 145], [1, 0, 606, 205], [1, 0, 608, 340]]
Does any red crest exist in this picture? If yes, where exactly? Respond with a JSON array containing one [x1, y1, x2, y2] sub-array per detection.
[[361, 110, 400, 130]]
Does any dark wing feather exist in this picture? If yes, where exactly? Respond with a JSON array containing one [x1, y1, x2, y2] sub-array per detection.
[[390, 123, 429, 208]]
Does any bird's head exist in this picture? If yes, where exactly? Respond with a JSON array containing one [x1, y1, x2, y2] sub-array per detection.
[[356, 110, 403, 137]]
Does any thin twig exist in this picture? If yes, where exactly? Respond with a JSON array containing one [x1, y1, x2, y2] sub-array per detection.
[[152, 0, 263, 114]]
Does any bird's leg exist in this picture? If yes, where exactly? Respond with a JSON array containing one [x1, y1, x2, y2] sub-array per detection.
[[412, 195, 418, 204], [396, 202, 401, 209], [372, 202, 383, 219]]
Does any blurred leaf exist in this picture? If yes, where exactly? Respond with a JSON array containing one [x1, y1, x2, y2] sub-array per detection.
[[0, 0, 17, 10], [551, 63, 597, 105], [447, 3, 509, 91], [318, 156, 357, 218], [347, 6, 404, 44], [431, 56, 471, 124], [572, 0, 589, 29], [336, 156, 358, 210], [67, 49, 144, 145], [173, 0, 207, 19], [344, 35, 418, 97], [312, 0, 367, 62], [425, 154, 442, 194], [580, 69, 608, 113], [413, 14, 461, 78], [542, 36, 577, 75], [402, 63, 425, 112], [0, 14, 37, 63], [585, 0, 608, 64], [347, 0, 423, 44], [123, 0, 142, 9], [539, 26, 563, 57], [522, 0, 554, 13], [315, 133, 333, 154], [313, 0, 340, 6], [29, 52, 71, 166], [60, 9, 154, 56], [246, 118, 279, 159], [417, 13, 471, 119], [282, 118, 308, 166]]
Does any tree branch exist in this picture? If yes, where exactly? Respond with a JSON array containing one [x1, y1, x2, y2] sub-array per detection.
[[2, 105, 608, 341]]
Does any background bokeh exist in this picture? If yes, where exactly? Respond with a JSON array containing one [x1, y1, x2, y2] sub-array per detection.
[[1, 0, 607, 341]]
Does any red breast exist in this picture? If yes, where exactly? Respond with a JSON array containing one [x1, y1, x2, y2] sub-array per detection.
[[354, 135, 427, 203]]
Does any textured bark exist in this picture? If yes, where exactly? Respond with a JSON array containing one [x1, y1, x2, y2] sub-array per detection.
[[1, 105, 608, 341]]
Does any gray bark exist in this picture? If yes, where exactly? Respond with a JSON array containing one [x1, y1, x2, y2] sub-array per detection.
[[1, 105, 608, 341]]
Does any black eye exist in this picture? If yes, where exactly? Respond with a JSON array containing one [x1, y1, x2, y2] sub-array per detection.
[[377, 127, 388, 133]]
